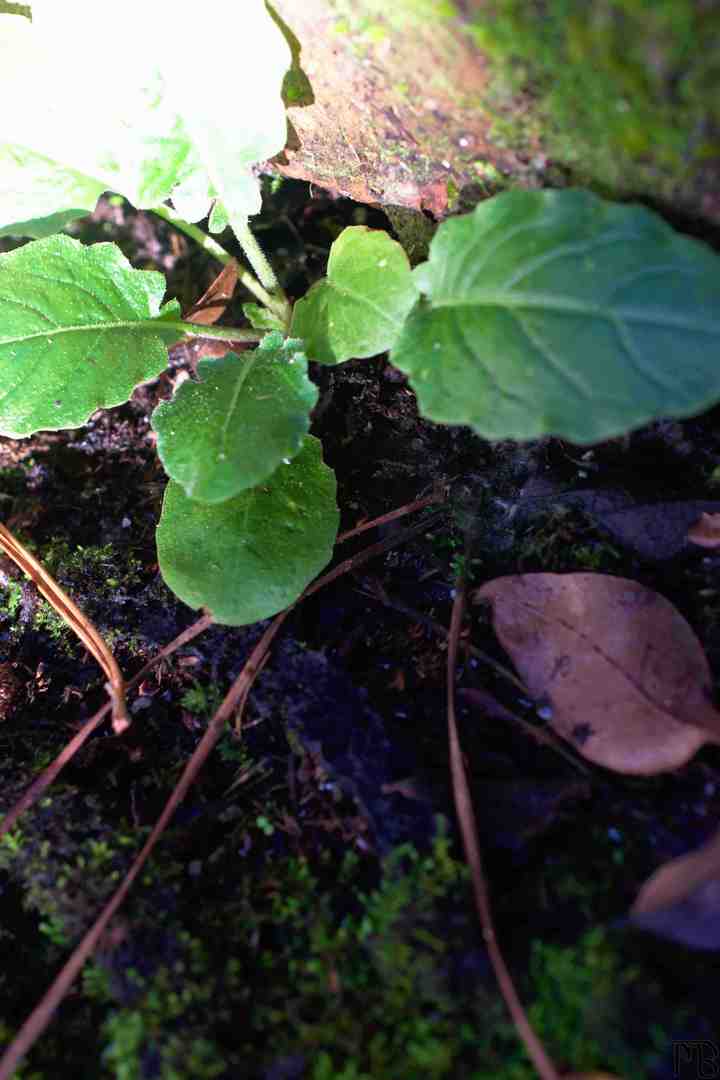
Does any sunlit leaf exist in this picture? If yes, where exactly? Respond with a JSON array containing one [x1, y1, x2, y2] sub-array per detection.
[[0, 3, 291, 232], [291, 226, 419, 364]]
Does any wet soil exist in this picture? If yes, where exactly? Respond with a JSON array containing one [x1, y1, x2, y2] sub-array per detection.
[[1, 182, 720, 1079]]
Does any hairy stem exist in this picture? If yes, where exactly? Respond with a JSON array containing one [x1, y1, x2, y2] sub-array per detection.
[[151, 204, 280, 313], [230, 213, 292, 328], [166, 321, 263, 343]]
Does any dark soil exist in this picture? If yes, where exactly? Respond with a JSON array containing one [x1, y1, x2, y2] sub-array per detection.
[[1, 181, 719, 1079]]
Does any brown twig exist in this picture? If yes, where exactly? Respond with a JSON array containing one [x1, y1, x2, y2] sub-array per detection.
[[446, 563, 560, 1080], [0, 523, 130, 733], [0, 612, 214, 840], [336, 489, 445, 544]]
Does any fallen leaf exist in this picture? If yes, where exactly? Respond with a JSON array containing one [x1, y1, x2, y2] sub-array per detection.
[[474, 573, 720, 774], [630, 826, 720, 949], [511, 486, 720, 561], [183, 259, 239, 326], [687, 512, 720, 549]]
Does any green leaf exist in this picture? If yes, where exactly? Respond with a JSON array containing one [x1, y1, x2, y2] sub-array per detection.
[[0, 144, 105, 236], [152, 333, 318, 503], [242, 302, 286, 333], [156, 436, 339, 626], [0, 235, 183, 436], [0, 14, 197, 220], [0, 3, 290, 229], [208, 200, 230, 235], [291, 226, 419, 364], [0, 208, 89, 240], [390, 188, 720, 443]]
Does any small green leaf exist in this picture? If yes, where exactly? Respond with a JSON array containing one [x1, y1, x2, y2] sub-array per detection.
[[290, 226, 418, 364], [391, 188, 720, 443], [0, 235, 182, 436], [242, 302, 286, 333], [0, 208, 89, 240], [156, 436, 339, 626], [152, 333, 318, 503], [208, 200, 230, 235]]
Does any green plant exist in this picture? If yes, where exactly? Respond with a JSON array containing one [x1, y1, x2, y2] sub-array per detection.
[[1, 2, 719, 629]]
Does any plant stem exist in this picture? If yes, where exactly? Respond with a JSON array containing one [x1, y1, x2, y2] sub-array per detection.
[[151, 205, 281, 315], [230, 213, 292, 328], [165, 321, 263, 343]]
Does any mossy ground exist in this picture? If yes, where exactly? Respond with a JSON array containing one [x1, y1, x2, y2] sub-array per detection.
[[468, 0, 720, 221], [1, 178, 719, 1077]]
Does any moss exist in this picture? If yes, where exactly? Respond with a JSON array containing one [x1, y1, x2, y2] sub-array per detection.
[[469, 0, 720, 211], [0, 535, 148, 655], [481, 929, 668, 1079], [0, 578, 23, 621], [515, 506, 622, 573]]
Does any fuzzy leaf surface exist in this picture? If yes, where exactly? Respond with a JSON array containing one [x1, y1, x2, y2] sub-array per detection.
[[0, 145, 103, 237], [391, 189, 720, 443], [153, 334, 317, 503], [156, 436, 339, 626], [0, 235, 182, 436], [0, 4, 290, 232], [291, 226, 418, 364]]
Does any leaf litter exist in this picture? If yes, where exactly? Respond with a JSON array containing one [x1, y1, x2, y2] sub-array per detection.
[[475, 572, 720, 774]]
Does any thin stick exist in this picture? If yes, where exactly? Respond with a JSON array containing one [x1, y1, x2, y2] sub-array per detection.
[[163, 321, 262, 344], [304, 507, 448, 601], [0, 613, 287, 1080], [361, 582, 587, 773], [0, 612, 214, 840], [336, 490, 444, 544], [445, 566, 560, 1080], [0, 523, 129, 734]]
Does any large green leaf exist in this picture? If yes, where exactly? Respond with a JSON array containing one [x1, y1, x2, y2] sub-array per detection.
[[390, 189, 720, 443], [152, 333, 318, 504], [0, 3, 290, 233], [0, 235, 183, 436], [0, 145, 103, 237], [290, 226, 419, 364], [158, 1, 291, 228], [0, 13, 197, 226], [156, 436, 339, 626]]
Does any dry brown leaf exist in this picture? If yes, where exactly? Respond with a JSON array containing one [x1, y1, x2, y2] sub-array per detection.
[[630, 826, 720, 948], [183, 259, 239, 326], [474, 573, 720, 775], [687, 511, 720, 549], [632, 827, 720, 916]]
